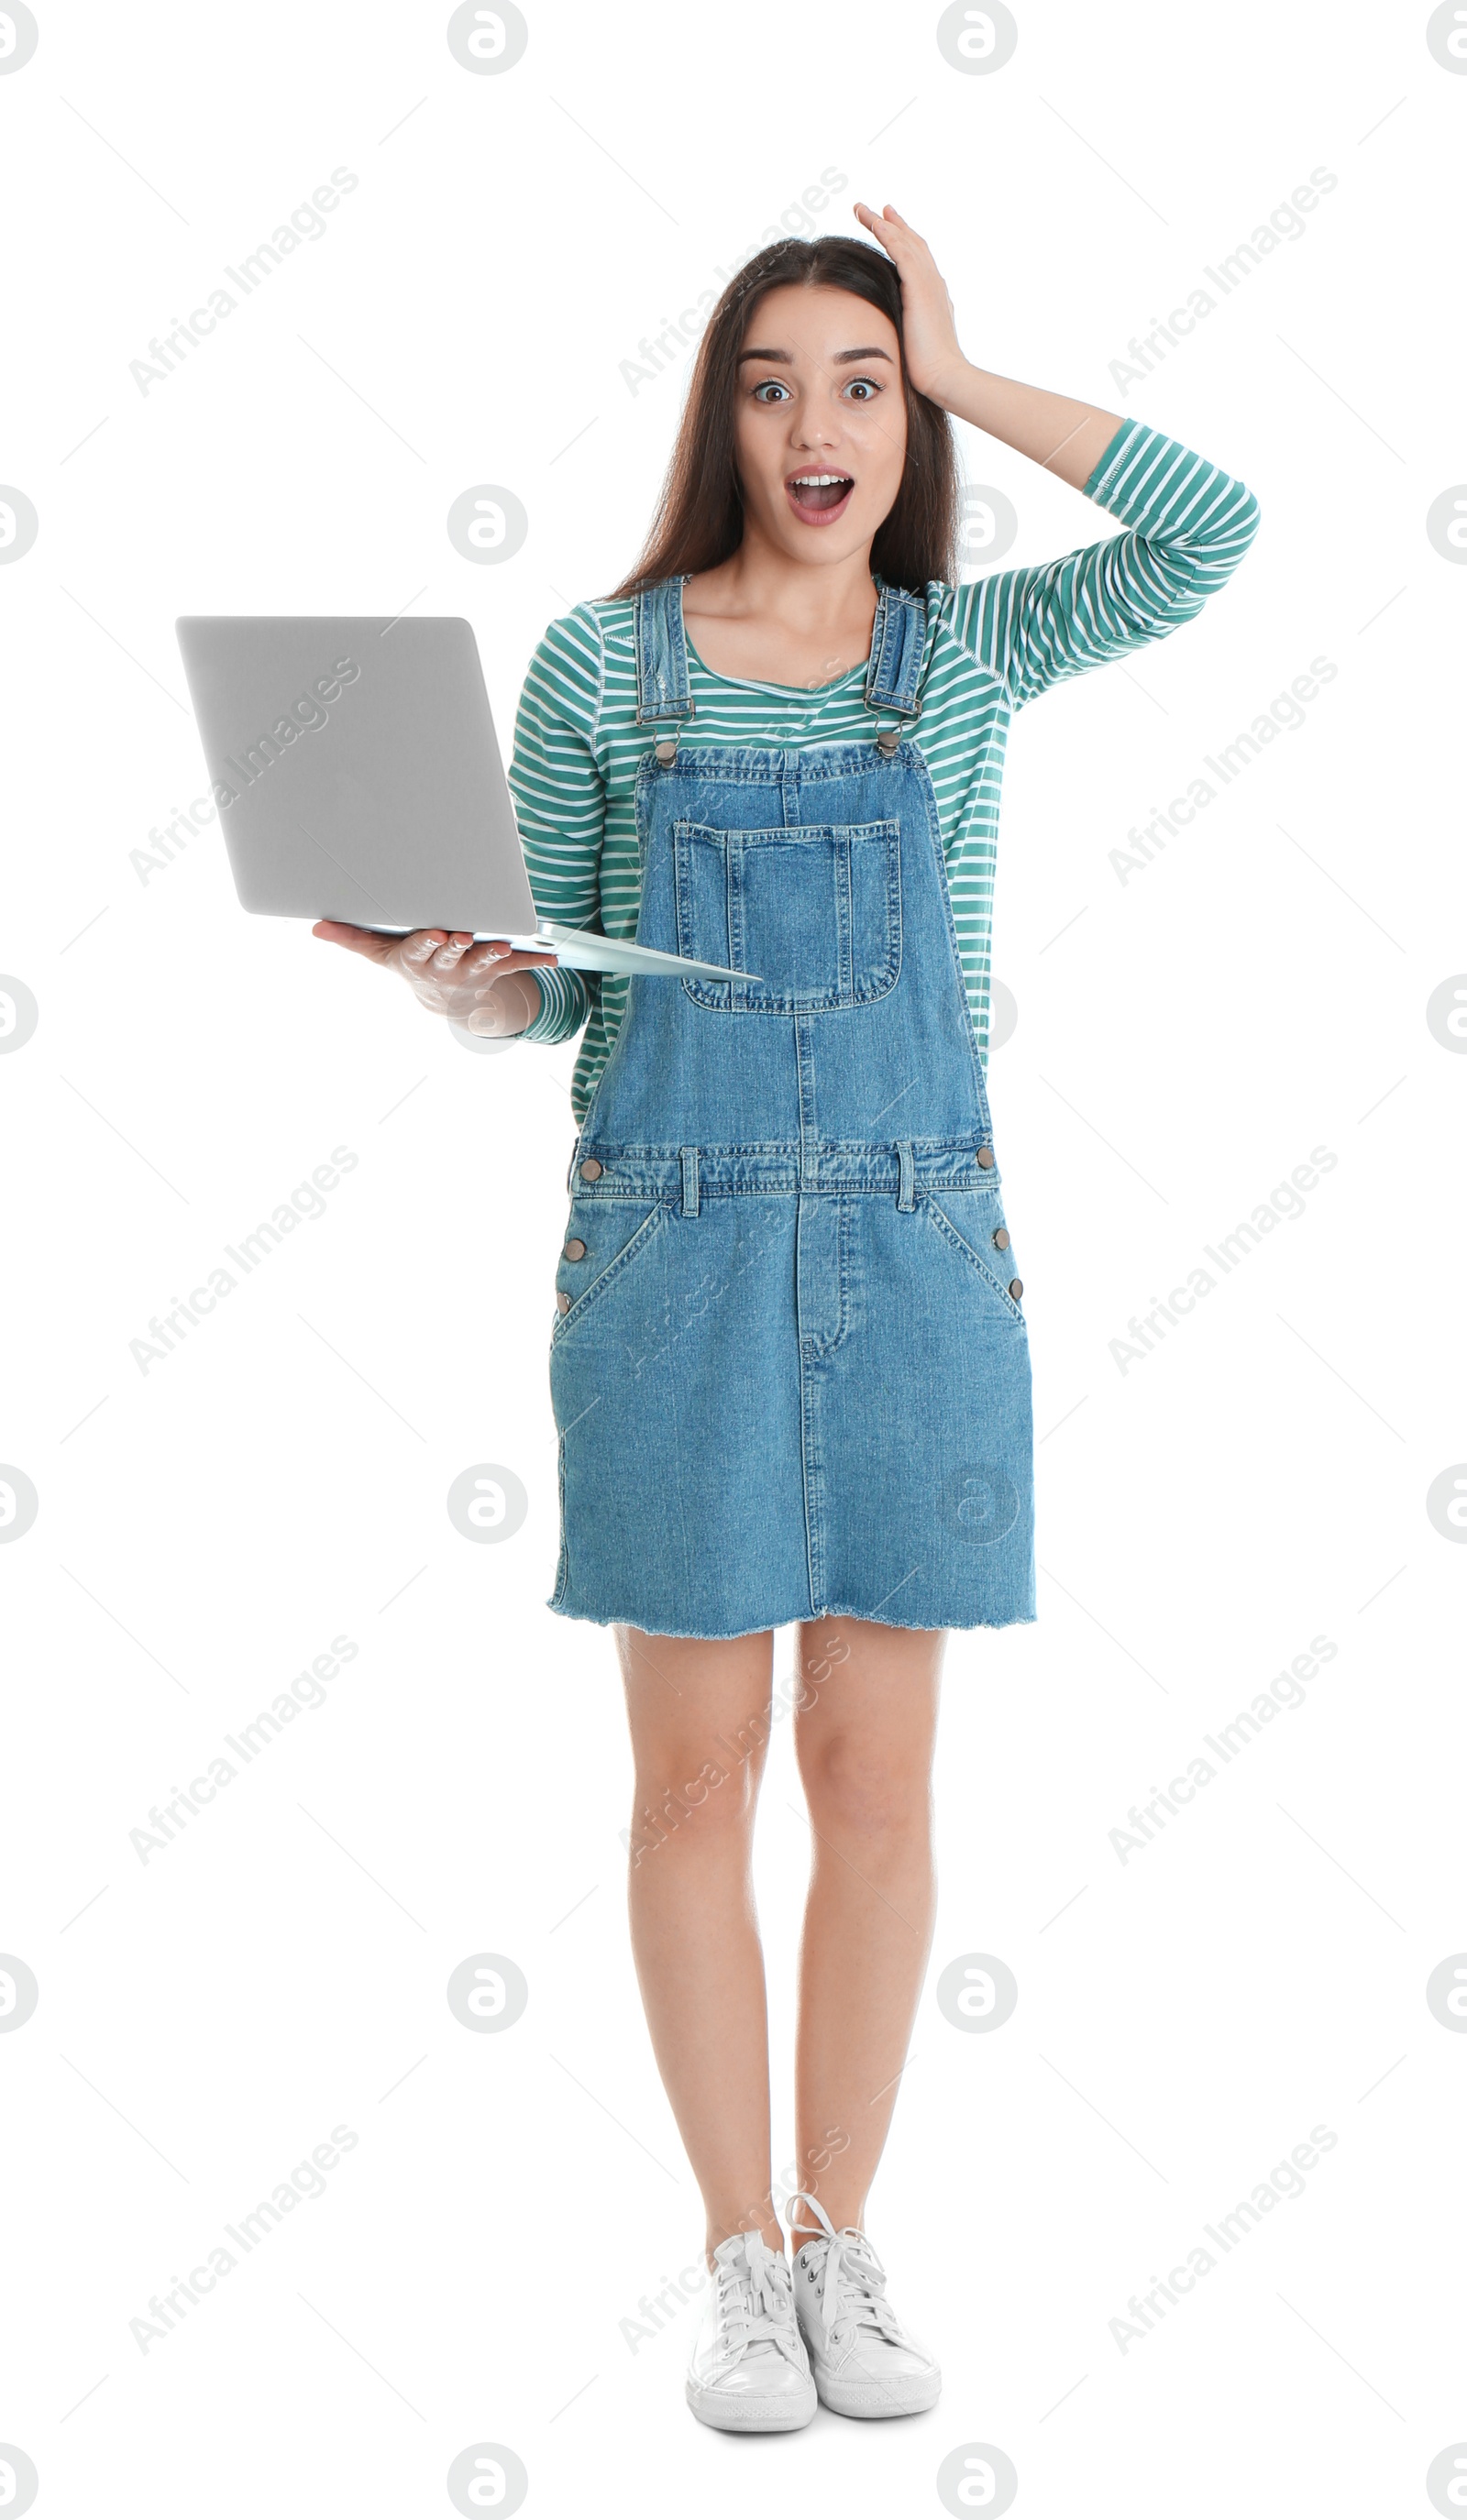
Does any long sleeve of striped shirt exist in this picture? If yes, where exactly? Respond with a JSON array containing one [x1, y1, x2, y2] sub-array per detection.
[[953, 415, 1261, 706], [508, 608, 602, 1045]]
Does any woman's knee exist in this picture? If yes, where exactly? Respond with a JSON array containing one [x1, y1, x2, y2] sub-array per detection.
[[800, 1730, 932, 1843], [629, 1744, 760, 1856]]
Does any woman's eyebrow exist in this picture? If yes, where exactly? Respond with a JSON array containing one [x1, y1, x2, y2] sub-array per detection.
[[734, 345, 895, 367]]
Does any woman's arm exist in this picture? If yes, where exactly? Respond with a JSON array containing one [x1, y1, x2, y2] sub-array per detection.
[[855, 200, 1126, 485], [956, 419, 1261, 710], [503, 608, 608, 1041], [856, 202, 1262, 706]]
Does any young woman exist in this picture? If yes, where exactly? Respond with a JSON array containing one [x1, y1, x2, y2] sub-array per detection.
[[317, 203, 1260, 2434]]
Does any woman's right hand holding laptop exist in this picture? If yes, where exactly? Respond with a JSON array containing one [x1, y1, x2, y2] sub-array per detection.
[[313, 924, 560, 1037]]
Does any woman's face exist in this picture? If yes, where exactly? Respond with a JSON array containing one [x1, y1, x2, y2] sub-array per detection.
[[732, 284, 907, 567]]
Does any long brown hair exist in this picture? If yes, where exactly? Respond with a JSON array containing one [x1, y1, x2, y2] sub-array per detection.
[[610, 236, 960, 598]]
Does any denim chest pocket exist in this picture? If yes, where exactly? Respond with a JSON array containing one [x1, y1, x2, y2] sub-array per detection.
[[673, 818, 902, 1013]]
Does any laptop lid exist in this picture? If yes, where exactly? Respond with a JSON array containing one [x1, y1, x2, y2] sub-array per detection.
[[174, 616, 538, 934]]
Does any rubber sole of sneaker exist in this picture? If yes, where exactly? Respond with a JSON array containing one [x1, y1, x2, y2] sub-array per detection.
[[812, 2366, 942, 2419], [685, 2377, 818, 2432]]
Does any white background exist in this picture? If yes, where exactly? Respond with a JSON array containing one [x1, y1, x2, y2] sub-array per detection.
[[3, 2, 1465, 2514]]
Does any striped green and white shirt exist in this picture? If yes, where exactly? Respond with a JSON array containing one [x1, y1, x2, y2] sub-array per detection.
[[509, 417, 1260, 1120]]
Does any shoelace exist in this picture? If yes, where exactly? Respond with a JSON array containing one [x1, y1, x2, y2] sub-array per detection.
[[787, 2191, 909, 2354], [709, 2232, 805, 2374]]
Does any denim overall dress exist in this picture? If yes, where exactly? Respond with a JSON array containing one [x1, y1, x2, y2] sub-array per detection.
[[546, 574, 1034, 1639]]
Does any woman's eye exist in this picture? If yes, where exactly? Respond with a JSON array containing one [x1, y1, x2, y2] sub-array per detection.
[[844, 377, 880, 402], [752, 380, 790, 404]]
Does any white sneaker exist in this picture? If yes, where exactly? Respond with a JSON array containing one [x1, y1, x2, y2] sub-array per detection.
[[685, 2229, 817, 2432], [787, 2191, 942, 2418]]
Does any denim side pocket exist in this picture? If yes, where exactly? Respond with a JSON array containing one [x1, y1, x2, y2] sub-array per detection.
[[924, 1190, 1026, 1327], [550, 1200, 667, 1348]]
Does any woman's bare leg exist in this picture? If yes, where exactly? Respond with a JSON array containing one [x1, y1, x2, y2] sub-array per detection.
[[616, 1623, 782, 2266], [790, 1618, 944, 2232]]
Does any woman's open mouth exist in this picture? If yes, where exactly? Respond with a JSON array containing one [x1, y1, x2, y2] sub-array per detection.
[[785, 470, 855, 526]]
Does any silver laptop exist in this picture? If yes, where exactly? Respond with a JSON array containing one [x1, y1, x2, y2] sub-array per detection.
[[174, 614, 750, 980]]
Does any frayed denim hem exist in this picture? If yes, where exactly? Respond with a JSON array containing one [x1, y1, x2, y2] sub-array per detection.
[[818, 1601, 1039, 1634], [546, 1594, 1038, 1641]]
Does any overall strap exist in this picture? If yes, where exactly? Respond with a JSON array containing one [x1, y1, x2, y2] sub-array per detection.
[[633, 575, 696, 764], [865, 579, 932, 755]]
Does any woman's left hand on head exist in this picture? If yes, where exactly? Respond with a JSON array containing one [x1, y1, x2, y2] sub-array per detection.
[[854, 201, 967, 408]]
